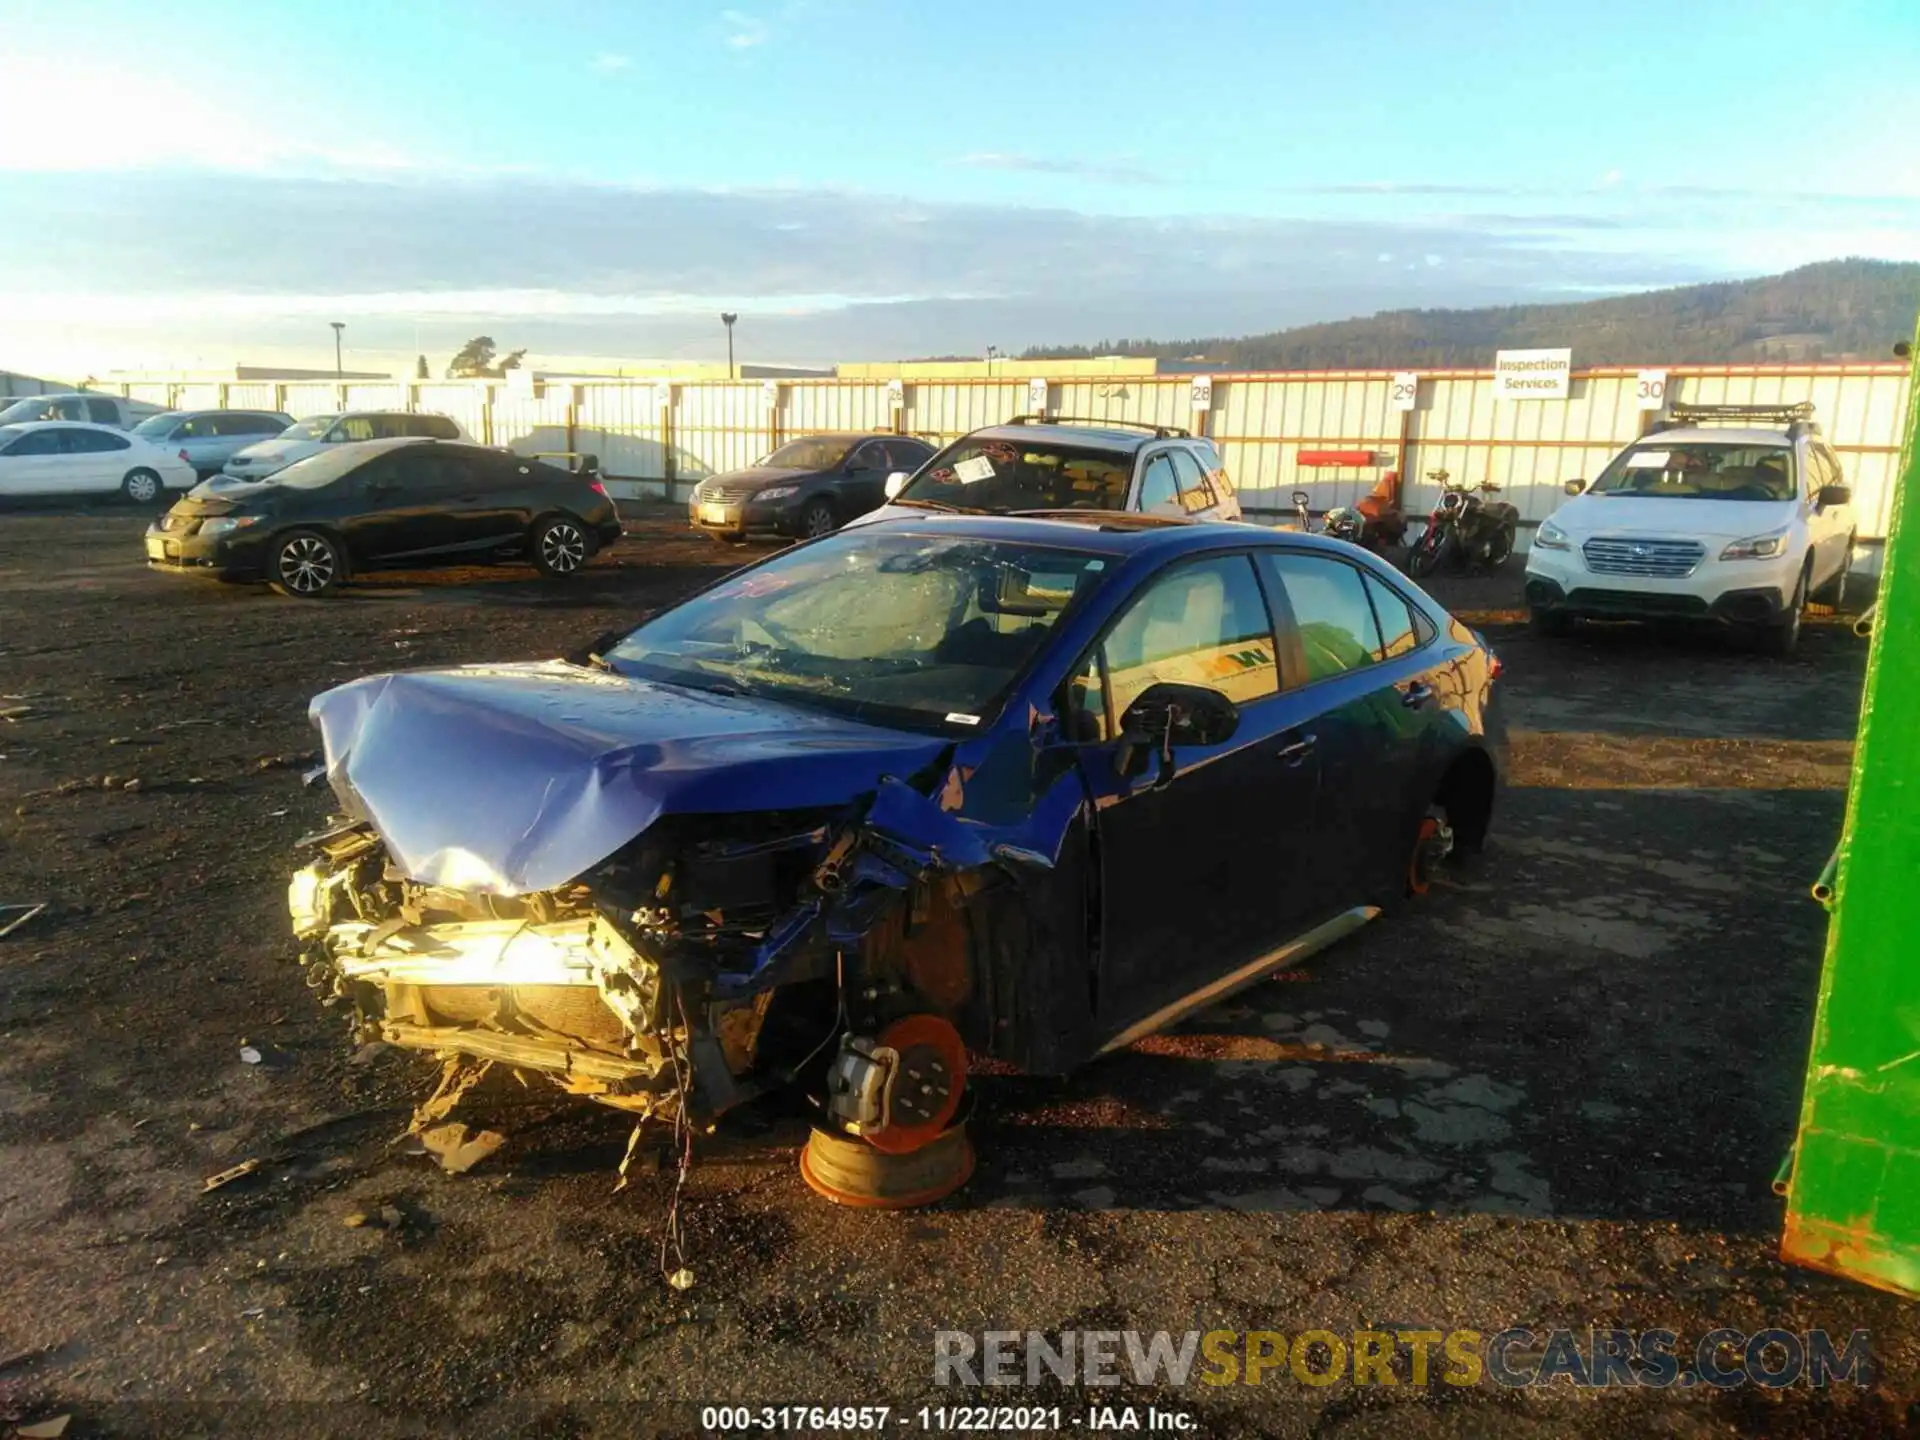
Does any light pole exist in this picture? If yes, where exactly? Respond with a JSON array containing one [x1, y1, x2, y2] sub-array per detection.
[[986, 345, 1000, 377], [720, 312, 738, 380], [329, 322, 345, 379]]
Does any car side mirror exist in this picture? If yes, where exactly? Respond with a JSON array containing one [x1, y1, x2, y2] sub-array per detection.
[[1817, 483, 1851, 508], [1114, 682, 1239, 785], [884, 470, 910, 499], [1564, 478, 1586, 496]]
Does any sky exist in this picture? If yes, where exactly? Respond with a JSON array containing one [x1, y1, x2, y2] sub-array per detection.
[[2, 0, 1917, 378]]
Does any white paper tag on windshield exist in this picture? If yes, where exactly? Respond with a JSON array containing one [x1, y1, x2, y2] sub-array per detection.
[[1624, 450, 1670, 468], [954, 455, 996, 484]]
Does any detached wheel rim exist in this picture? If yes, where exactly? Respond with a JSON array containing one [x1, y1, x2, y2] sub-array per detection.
[[542, 521, 586, 572], [279, 536, 335, 594]]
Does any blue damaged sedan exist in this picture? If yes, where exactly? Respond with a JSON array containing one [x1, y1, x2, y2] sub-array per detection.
[[290, 512, 1504, 1202]]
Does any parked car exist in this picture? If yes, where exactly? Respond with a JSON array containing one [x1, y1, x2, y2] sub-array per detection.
[[146, 438, 621, 597], [1524, 402, 1854, 655], [218, 411, 469, 485], [131, 409, 296, 479], [287, 511, 1504, 1203], [0, 421, 197, 503], [688, 432, 939, 541], [847, 417, 1242, 531], [0, 392, 141, 429]]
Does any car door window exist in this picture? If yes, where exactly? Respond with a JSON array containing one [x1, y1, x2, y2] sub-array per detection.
[[1169, 449, 1219, 514], [62, 429, 129, 454], [174, 416, 212, 438], [1363, 572, 1431, 659], [5, 430, 62, 456], [1097, 554, 1279, 722], [1812, 446, 1843, 497], [53, 398, 87, 420], [1260, 551, 1384, 683], [329, 417, 376, 442], [1136, 453, 1181, 514], [847, 441, 888, 472], [386, 451, 473, 496], [86, 398, 120, 425]]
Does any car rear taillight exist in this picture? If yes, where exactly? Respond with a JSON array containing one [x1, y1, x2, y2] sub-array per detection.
[[589, 480, 608, 497], [1489, 652, 1504, 680], [179, 449, 191, 463]]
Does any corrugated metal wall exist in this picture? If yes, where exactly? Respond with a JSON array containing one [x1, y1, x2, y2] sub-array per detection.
[[105, 365, 1909, 554]]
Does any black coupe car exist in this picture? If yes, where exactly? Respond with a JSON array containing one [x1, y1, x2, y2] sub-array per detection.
[[146, 438, 621, 597], [688, 431, 936, 541]]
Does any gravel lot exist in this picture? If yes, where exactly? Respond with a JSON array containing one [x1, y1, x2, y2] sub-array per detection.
[[0, 502, 1912, 1438]]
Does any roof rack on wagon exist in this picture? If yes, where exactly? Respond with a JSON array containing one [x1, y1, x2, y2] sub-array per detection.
[[1652, 401, 1819, 440]]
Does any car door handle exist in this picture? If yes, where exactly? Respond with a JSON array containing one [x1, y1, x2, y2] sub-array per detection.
[[1401, 682, 1435, 709], [1276, 733, 1317, 765]]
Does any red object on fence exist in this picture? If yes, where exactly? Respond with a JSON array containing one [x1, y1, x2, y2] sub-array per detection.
[[1296, 449, 1377, 467]]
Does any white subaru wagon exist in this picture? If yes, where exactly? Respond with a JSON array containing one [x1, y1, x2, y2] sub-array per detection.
[[1523, 403, 1854, 656]]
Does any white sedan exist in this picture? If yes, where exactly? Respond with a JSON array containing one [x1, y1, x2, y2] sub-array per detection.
[[0, 421, 198, 504]]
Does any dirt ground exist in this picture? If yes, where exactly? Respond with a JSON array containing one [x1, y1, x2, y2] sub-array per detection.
[[0, 501, 1912, 1439]]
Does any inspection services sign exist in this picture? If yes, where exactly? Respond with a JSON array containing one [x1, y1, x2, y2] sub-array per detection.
[[1492, 347, 1572, 401]]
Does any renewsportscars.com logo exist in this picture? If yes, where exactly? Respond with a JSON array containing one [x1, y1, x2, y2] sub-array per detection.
[[934, 1327, 1873, 1390]]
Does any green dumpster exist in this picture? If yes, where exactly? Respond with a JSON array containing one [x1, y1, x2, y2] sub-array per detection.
[[1781, 321, 1920, 1298]]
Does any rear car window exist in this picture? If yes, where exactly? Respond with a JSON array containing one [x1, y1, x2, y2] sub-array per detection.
[[87, 398, 120, 425], [900, 437, 1133, 512], [415, 415, 462, 440], [1259, 551, 1383, 683]]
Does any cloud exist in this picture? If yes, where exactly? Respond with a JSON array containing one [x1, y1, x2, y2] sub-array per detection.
[[0, 54, 420, 176], [590, 52, 631, 72], [0, 167, 1899, 367], [722, 10, 769, 48], [1297, 182, 1529, 197], [952, 153, 1164, 186]]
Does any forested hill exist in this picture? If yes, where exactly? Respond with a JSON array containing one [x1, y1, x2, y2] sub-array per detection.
[[1022, 260, 1920, 369]]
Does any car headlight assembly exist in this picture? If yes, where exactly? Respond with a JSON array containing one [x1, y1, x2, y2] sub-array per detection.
[[756, 485, 799, 501], [199, 516, 261, 537], [1534, 520, 1571, 550], [1720, 530, 1788, 561]]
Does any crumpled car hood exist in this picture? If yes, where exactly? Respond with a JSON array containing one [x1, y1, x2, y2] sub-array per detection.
[[310, 660, 950, 895]]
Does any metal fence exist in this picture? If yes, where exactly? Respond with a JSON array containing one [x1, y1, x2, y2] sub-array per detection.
[[108, 362, 1912, 564]]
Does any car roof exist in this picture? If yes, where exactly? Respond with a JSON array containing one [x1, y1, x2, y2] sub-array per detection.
[[340, 408, 454, 418], [0, 420, 123, 433], [1629, 427, 1794, 448], [161, 407, 292, 418], [965, 422, 1165, 454], [857, 509, 1355, 559]]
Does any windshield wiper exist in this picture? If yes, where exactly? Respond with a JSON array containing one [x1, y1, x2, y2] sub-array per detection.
[[890, 497, 962, 512]]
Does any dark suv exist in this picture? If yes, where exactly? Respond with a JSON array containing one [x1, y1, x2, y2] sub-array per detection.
[[146, 439, 622, 597], [848, 416, 1243, 531], [689, 432, 937, 541]]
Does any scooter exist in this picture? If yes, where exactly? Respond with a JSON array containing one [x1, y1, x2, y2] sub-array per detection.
[[1323, 470, 1410, 554], [1292, 474, 1410, 556], [1405, 470, 1519, 578]]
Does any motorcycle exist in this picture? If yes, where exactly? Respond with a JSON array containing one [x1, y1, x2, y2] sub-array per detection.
[[1405, 469, 1518, 578]]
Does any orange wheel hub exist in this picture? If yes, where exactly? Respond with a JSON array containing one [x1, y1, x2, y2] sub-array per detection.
[[864, 1014, 967, 1155]]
